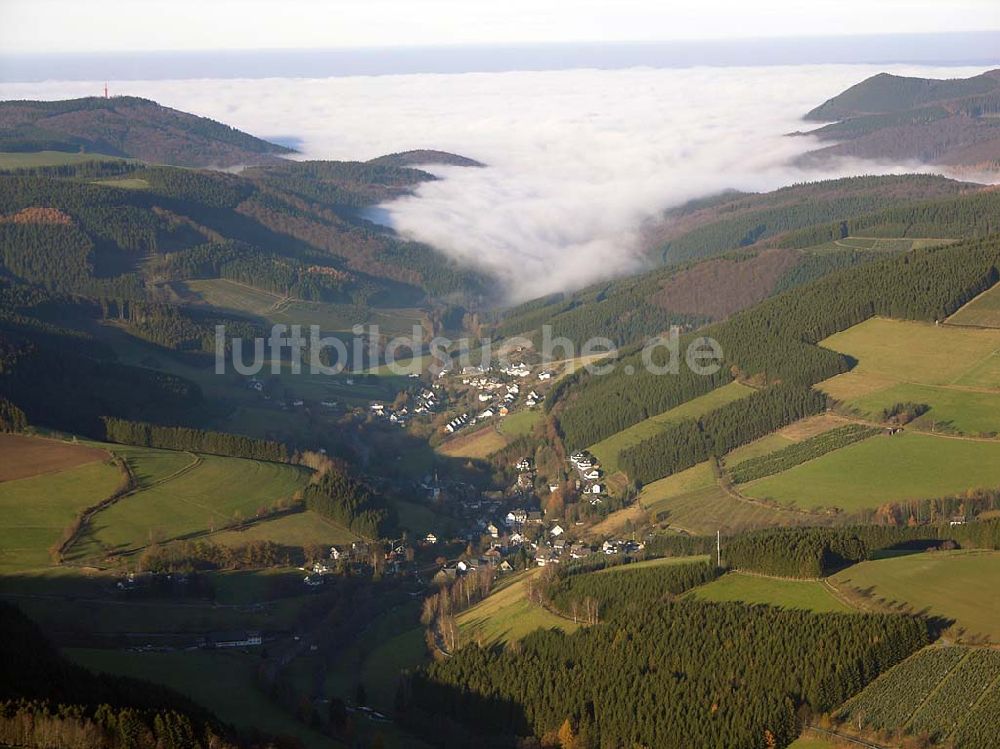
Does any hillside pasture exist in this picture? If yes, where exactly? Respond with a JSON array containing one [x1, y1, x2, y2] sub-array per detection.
[[182, 278, 282, 317], [437, 424, 508, 459], [820, 317, 1000, 387], [818, 317, 1000, 418], [71, 454, 309, 560], [686, 572, 854, 614], [848, 382, 1000, 436], [741, 432, 1000, 512], [0, 150, 125, 169], [205, 509, 357, 550], [829, 550, 1000, 643], [0, 433, 107, 481], [638, 461, 827, 535], [456, 570, 578, 647], [948, 280, 1000, 328], [723, 413, 843, 466], [588, 381, 753, 474], [818, 317, 1000, 435], [499, 408, 542, 437], [0, 459, 125, 570], [806, 236, 954, 253]]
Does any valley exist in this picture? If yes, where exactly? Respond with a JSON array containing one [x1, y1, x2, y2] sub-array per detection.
[[3, 65, 1000, 749]]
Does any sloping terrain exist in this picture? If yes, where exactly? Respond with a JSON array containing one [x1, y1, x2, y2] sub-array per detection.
[[800, 69, 1000, 169], [0, 96, 293, 168]]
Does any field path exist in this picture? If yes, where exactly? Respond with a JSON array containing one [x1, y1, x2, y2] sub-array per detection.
[[64, 451, 202, 563], [804, 726, 893, 749]]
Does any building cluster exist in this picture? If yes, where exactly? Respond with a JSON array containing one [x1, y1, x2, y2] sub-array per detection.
[[303, 540, 414, 586], [570, 450, 606, 503]]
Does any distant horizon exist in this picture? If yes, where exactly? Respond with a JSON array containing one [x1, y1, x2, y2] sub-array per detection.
[[2, 31, 999, 83]]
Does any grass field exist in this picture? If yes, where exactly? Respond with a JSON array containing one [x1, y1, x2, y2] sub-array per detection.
[[818, 318, 1000, 430], [0, 433, 108, 481], [71, 453, 309, 560], [788, 731, 840, 749], [848, 382, 1000, 436], [0, 459, 125, 570], [742, 432, 1000, 512], [638, 461, 824, 535], [68, 648, 331, 749], [0, 150, 125, 169], [437, 424, 508, 459], [456, 570, 578, 647], [723, 414, 843, 466], [948, 281, 1000, 328], [598, 555, 710, 573], [93, 177, 150, 189], [182, 278, 285, 317], [183, 279, 427, 337], [806, 236, 954, 253], [499, 409, 542, 437], [206, 509, 357, 550], [687, 572, 854, 614], [830, 550, 1000, 642], [588, 381, 753, 474], [786, 736, 838, 749], [821, 317, 1000, 387]]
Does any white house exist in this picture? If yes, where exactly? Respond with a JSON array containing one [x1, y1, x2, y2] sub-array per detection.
[[590, 483, 604, 494], [424, 533, 438, 544], [486, 523, 499, 538], [550, 524, 565, 537]]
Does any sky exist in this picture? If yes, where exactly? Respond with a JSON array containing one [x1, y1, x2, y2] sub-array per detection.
[[2, 0, 999, 54]]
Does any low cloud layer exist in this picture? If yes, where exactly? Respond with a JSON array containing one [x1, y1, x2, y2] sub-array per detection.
[[0, 64, 990, 301]]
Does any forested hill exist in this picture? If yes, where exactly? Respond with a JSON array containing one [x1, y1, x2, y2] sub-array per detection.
[[494, 174, 995, 350], [799, 69, 1000, 169], [0, 97, 294, 168]]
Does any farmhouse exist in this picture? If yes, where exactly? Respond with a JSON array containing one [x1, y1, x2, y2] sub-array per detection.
[[207, 631, 262, 648]]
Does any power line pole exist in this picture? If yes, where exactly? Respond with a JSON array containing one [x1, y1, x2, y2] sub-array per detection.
[[716, 529, 721, 568]]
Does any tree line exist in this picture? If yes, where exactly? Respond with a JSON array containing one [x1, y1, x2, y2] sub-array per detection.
[[556, 234, 1000, 452], [620, 383, 826, 485], [640, 520, 1000, 579], [728, 423, 879, 485], [102, 418, 288, 462]]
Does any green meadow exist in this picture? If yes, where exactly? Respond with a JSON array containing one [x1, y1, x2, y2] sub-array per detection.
[[0, 459, 124, 570], [948, 281, 1000, 328], [830, 550, 1000, 642], [638, 461, 823, 536], [456, 570, 578, 647], [742, 432, 1000, 512], [687, 572, 854, 614], [0, 150, 125, 169], [71, 453, 309, 559]]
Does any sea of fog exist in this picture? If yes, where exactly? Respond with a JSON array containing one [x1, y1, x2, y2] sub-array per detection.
[[0, 64, 992, 300]]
